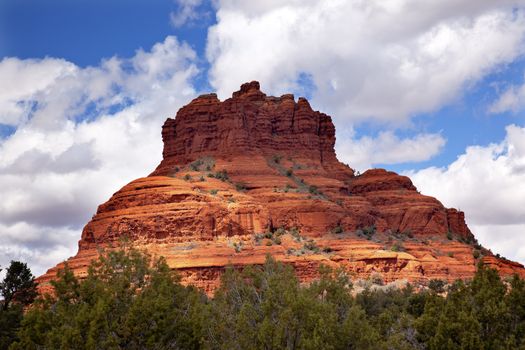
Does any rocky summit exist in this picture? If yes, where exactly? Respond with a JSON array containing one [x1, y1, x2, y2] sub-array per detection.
[[39, 81, 525, 294]]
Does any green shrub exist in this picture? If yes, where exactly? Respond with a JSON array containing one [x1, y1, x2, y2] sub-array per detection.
[[428, 279, 446, 293], [286, 248, 304, 256], [275, 227, 286, 236], [183, 174, 191, 181], [369, 272, 384, 286], [361, 225, 377, 239], [303, 241, 320, 253], [254, 233, 264, 244], [235, 182, 247, 191], [190, 159, 203, 171], [289, 227, 301, 241], [210, 189, 218, 195], [233, 242, 243, 253], [332, 225, 344, 234], [391, 242, 405, 252], [309, 185, 319, 194], [214, 170, 229, 182]]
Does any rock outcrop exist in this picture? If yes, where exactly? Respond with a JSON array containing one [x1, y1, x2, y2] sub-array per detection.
[[38, 82, 525, 294]]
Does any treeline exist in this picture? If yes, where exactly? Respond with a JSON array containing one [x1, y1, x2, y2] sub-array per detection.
[[1, 249, 525, 350]]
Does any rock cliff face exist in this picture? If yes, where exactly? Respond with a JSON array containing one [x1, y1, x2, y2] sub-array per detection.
[[38, 82, 525, 293], [153, 81, 345, 178]]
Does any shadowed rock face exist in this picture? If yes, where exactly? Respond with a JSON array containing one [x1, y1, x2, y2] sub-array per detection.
[[38, 82, 524, 294]]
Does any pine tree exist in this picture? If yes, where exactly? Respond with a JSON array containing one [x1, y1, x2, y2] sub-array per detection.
[[0, 261, 38, 349], [0, 261, 38, 310], [429, 281, 482, 350], [470, 264, 510, 349]]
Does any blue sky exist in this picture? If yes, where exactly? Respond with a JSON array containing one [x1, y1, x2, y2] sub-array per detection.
[[0, 0, 210, 65], [1, 0, 525, 273], [380, 56, 525, 172], [2, 0, 523, 170]]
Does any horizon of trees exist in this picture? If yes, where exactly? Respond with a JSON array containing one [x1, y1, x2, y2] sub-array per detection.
[[1, 249, 525, 350]]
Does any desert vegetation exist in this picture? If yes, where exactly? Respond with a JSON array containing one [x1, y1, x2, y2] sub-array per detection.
[[1, 249, 525, 349]]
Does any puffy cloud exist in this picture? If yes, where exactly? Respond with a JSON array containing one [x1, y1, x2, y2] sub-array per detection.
[[471, 224, 525, 264], [170, 0, 206, 27], [0, 36, 199, 275], [207, 0, 525, 124], [489, 78, 525, 114], [2, 142, 100, 175], [336, 129, 446, 171], [0, 57, 76, 126], [0, 222, 78, 279], [407, 124, 525, 263]]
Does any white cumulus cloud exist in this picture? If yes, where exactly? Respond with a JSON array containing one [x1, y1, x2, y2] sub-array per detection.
[[336, 129, 446, 171], [207, 0, 525, 124], [170, 0, 206, 27], [0, 36, 199, 275], [489, 78, 525, 114], [407, 124, 525, 264]]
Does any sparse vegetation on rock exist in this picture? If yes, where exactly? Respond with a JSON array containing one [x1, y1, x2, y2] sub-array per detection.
[[39, 81, 525, 310]]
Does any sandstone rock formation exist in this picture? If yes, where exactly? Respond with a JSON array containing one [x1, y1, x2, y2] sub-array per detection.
[[38, 81, 525, 294]]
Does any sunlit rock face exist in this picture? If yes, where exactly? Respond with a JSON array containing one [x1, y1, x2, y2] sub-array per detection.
[[38, 82, 524, 294]]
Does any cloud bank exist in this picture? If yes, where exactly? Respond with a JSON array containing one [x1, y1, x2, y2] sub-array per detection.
[[2, 1, 525, 275], [407, 125, 525, 262], [336, 130, 446, 171], [0, 36, 198, 275], [208, 0, 525, 124]]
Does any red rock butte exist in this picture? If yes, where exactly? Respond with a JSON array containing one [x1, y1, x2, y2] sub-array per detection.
[[39, 81, 525, 293]]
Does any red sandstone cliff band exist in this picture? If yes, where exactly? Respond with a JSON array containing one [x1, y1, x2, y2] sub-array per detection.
[[38, 81, 525, 294]]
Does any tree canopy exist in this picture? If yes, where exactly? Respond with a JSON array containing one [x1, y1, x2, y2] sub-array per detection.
[[2, 250, 525, 350], [0, 260, 38, 349]]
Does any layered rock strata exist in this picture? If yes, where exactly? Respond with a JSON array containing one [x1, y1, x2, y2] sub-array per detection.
[[38, 82, 525, 293]]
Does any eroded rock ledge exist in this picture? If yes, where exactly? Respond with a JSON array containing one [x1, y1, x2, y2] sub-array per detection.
[[38, 82, 525, 294]]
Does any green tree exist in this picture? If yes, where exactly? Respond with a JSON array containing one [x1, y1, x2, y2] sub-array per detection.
[[206, 257, 342, 349], [428, 281, 482, 350], [0, 261, 38, 310], [428, 279, 446, 294], [506, 274, 525, 347], [0, 304, 23, 350], [415, 293, 445, 344], [9, 251, 525, 350], [11, 248, 204, 350], [469, 264, 510, 349], [0, 261, 37, 349], [120, 258, 205, 349]]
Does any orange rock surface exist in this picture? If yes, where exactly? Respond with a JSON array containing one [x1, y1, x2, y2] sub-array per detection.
[[38, 82, 525, 293]]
